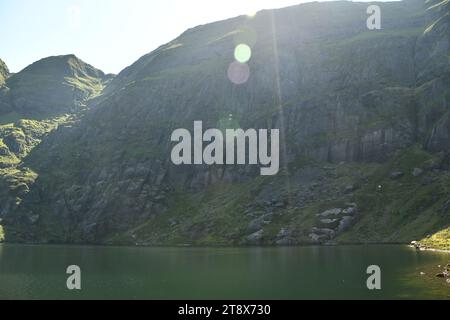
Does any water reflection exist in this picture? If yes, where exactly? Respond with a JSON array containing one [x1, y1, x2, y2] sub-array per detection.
[[0, 244, 448, 299]]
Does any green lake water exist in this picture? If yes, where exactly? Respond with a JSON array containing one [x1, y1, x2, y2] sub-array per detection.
[[0, 244, 449, 299]]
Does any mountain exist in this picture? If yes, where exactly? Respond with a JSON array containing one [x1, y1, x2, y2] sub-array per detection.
[[1, 54, 109, 116], [0, 55, 110, 168], [0, 0, 449, 249], [0, 55, 109, 242]]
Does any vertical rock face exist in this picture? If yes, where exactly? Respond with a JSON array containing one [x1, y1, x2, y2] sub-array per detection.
[[1, 0, 450, 245]]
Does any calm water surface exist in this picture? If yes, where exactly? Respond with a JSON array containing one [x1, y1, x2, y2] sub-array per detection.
[[0, 244, 449, 299]]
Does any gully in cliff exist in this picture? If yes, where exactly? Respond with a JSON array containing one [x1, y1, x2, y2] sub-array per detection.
[[170, 121, 280, 176]]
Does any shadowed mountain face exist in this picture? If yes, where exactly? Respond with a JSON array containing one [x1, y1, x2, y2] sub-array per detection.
[[1, 0, 449, 247]]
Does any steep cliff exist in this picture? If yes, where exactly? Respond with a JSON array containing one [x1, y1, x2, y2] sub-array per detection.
[[1, 0, 449, 247]]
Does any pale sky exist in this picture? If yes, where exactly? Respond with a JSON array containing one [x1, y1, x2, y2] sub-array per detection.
[[0, 0, 381, 74]]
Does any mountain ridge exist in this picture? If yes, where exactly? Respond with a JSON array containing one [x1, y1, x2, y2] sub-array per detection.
[[0, 54, 110, 117]]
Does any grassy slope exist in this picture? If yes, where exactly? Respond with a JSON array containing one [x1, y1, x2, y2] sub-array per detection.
[[106, 145, 448, 247], [341, 147, 450, 243], [419, 227, 450, 250]]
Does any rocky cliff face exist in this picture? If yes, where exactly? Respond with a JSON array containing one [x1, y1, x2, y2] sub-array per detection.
[[1, 0, 449, 246]]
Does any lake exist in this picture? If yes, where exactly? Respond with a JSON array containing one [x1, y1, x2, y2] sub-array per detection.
[[0, 244, 449, 299]]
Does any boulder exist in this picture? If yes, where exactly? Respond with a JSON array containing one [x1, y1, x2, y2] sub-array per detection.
[[337, 216, 354, 233], [246, 230, 263, 243], [308, 233, 328, 242], [390, 171, 404, 179], [28, 214, 40, 224], [342, 206, 358, 216], [320, 218, 339, 224], [311, 227, 335, 238], [318, 218, 340, 229], [247, 214, 273, 233], [277, 228, 292, 239], [317, 208, 342, 218], [246, 218, 262, 234], [273, 202, 285, 208]]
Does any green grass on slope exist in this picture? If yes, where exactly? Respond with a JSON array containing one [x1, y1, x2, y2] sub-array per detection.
[[419, 227, 450, 250], [105, 145, 450, 247], [108, 178, 268, 246], [339, 146, 450, 244], [64, 75, 105, 98], [0, 114, 74, 243], [0, 115, 70, 161]]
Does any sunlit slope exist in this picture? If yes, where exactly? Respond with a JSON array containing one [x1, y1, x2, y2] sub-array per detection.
[[1, 54, 109, 116], [419, 226, 450, 250]]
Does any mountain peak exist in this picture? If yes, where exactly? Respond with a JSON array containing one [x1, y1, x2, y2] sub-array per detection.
[[15, 54, 106, 80], [4, 54, 109, 115]]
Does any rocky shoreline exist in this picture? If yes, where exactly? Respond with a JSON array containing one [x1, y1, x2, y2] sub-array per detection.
[[410, 241, 450, 282], [410, 241, 450, 254]]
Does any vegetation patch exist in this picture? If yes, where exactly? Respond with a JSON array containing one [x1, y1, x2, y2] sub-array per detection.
[[419, 227, 450, 250]]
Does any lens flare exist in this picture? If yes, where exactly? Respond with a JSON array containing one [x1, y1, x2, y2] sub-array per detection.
[[234, 44, 252, 63], [227, 61, 250, 85]]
